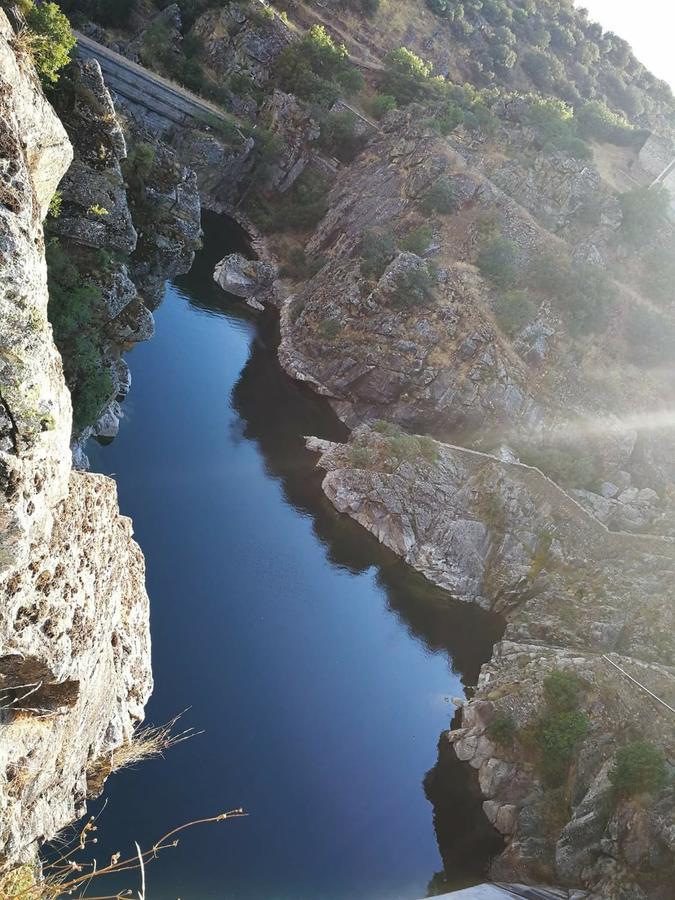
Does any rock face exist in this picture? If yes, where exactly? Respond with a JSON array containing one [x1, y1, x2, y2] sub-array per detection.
[[48, 59, 137, 254], [308, 427, 675, 897], [213, 252, 276, 305], [192, 0, 292, 90], [0, 10, 151, 867]]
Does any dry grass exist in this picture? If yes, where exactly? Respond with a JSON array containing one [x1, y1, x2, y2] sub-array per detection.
[[109, 713, 202, 774], [0, 810, 247, 900]]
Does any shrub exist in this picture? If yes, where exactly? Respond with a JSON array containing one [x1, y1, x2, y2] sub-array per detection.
[[609, 741, 667, 798], [371, 93, 398, 120], [575, 100, 635, 144], [642, 244, 675, 306], [538, 709, 589, 787], [620, 186, 670, 247], [477, 236, 518, 288], [348, 446, 373, 468], [272, 170, 329, 232], [381, 46, 432, 104], [492, 289, 536, 335], [320, 318, 342, 340], [519, 446, 598, 490], [24, 0, 75, 84], [419, 178, 458, 216], [399, 224, 433, 254], [280, 248, 324, 281], [386, 432, 438, 463], [543, 671, 583, 712], [319, 110, 364, 162], [488, 712, 517, 746], [624, 306, 675, 367], [390, 264, 435, 309], [360, 229, 396, 280], [274, 25, 360, 107], [47, 189, 63, 219]]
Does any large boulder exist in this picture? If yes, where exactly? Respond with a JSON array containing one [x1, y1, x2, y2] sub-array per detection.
[[213, 252, 276, 304]]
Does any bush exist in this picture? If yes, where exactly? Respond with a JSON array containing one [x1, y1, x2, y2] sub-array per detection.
[[45, 238, 113, 430], [624, 306, 675, 367], [272, 170, 329, 232], [620, 186, 670, 247], [360, 230, 396, 280], [488, 712, 517, 746], [25, 1, 75, 84], [390, 264, 435, 309], [419, 178, 458, 216], [381, 46, 432, 104], [280, 248, 324, 281], [477, 236, 518, 288], [538, 709, 589, 787], [543, 672, 583, 712], [609, 741, 667, 798], [319, 110, 364, 162], [386, 432, 438, 463], [371, 93, 398, 120], [399, 224, 433, 255], [492, 289, 536, 336], [519, 446, 598, 490], [642, 245, 675, 306], [575, 100, 635, 144], [348, 446, 373, 468], [320, 318, 342, 341], [274, 25, 361, 107]]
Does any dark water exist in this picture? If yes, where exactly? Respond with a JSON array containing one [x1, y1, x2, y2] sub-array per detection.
[[86, 213, 502, 900]]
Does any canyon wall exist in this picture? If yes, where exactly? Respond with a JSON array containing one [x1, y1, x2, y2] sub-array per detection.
[[0, 10, 151, 866]]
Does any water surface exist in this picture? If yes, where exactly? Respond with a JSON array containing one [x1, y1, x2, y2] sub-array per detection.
[[87, 213, 501, 900]]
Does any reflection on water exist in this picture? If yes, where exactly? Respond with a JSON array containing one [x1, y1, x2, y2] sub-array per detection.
[[85, 211, 502, 899]]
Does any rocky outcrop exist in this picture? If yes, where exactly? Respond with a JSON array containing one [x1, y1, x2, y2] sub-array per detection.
[[192, 0, 292, 91], [307, 426, 675, 896], [213, 252, 276, 307], [0, 10, 151, 867]]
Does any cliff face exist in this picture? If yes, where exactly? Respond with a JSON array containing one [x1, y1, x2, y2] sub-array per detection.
[[0, 10, 151, 866], [308, 427, 675, 897]]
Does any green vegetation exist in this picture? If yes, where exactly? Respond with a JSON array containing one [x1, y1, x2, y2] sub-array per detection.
[[487, 711, 517, 747], [609, 740, 668, 798], [24, 1, 75, 84], [528, 251, 615, 336], [419, 178, 458, 216], [56, 0, 136, 28], [320, 318, 342, 341], [348, 446, 373, 468], [620, 186, 670, 247], [381, 46, 433, 105], [519, 446, 598, 490], [624, 306, 675, 368], [274, 25, 363, 107], [248, 169, 329, 233], [359, 229, 396, 280], [45, 238, 113, 430], [382, 430, 438, 464], [477, 236, 518, 288], [526, 97, 591, 160], [492, 289, 536, 335], [390, 264, 436, 309], [534, 672, 588, 788], [641, 245, 675, 307], [47, 189, 63, 219], [399, 224, 433, 255], [280, 248, 325, 281], [319, 110, 364, 163], [371, 93, 397, 120]]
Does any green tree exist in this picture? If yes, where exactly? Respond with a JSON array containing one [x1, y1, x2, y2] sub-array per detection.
[[371, 93, 397, 120], [360, 229, 396, 280], [25, 1, 75, 84], [477, 236, 518, 288], [609, 741, 667, 798], [620, 186, 670, 246]]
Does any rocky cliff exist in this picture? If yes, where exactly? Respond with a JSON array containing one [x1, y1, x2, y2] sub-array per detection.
[[308, 427, 675, 897], [0, 9, 151, 867]]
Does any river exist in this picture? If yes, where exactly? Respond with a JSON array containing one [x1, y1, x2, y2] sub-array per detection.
[[87, 212, 502, 900]]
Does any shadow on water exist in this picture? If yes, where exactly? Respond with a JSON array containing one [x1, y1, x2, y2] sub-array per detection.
[[85, 209, 504, 898], [176, 211, 506, 890]]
